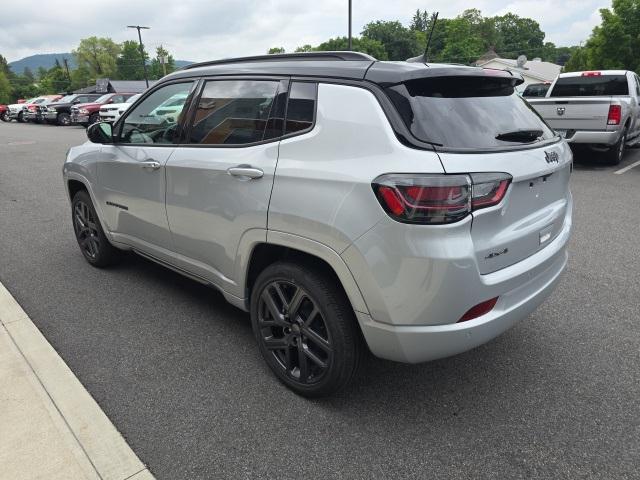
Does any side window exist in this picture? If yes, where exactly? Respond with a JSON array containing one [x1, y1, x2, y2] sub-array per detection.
[[118, 82, 194, 145], [284, 82, 317, 135], [76, 96, 89, 103], [188, 80, 279, 145], [111, 95, 126, 103]]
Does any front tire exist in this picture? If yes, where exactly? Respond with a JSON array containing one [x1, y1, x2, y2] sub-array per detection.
[[17, 111, 25, 123], [71, 190, 120, 267], [250, 262, 363, 397], [0, 111, 8, 122], [57, 112, 71, 126]]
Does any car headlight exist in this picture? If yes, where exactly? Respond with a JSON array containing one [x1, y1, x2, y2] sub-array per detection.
[[79, 108, 90, 114]]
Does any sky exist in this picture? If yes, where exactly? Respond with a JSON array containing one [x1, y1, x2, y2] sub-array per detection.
[[1, 0, 611, 63]]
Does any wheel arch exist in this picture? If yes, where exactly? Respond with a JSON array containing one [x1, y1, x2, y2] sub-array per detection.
[[243, 232, 370, 316]]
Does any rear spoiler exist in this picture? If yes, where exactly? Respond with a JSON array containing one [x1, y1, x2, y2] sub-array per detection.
[[367, 62, 525, 88]]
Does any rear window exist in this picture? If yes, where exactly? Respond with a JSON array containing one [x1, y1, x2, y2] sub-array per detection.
[[386, 76, 555, 150], [550, 75, 629, 97], [522, 83, 550, 97]]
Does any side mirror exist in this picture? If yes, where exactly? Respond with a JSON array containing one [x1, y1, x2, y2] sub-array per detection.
[[87, 122, 113, 144]]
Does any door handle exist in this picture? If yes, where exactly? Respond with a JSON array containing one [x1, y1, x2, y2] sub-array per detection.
[[141, 160, 161, 170], [227, 165, 264, 179]]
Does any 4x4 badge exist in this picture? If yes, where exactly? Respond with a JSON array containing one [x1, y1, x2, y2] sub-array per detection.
[[545, 151, 559, 164]]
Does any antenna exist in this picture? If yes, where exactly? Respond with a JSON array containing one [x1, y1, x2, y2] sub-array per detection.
[[424, 12, 439, 62]]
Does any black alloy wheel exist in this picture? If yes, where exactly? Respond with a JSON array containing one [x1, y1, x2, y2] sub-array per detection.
[[257, 280, 333, 385], [251, 262, 363, 397], [71, 190, 120, 267]]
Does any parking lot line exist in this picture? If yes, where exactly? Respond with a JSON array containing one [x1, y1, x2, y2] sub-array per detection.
[[0, 280, 154, 480], [614, 159, 640, 174]]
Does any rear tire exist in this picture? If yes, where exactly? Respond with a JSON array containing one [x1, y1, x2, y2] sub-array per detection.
[[250, 262, 363, 398], [606, 127, 627, 165], [0, 111, 8, 122], [17, 111, 25, 123], [71, 190, 120, 267]]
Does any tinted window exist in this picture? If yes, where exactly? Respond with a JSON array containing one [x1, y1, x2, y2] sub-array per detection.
[[189, 80, 279, 145], [285, 82, 316, 134], [119, 82, 194, 145], [387, 76, 555, 150], [550, 75, 629, 97], [522, 83, 550, 97]]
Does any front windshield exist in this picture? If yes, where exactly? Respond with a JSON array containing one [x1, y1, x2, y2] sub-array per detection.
[[95, 94, 113, 103], [126, 94, 141, 104], [55, 95, 75, 103]]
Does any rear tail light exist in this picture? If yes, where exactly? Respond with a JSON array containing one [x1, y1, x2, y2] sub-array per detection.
[[373, 173, 511, 224], [458, 297, 499, 322], [607, 105, 622, 125]]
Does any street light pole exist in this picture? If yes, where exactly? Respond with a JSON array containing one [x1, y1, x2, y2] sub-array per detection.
[[127, 25, 150, 88], [348, 0, 352, 50]]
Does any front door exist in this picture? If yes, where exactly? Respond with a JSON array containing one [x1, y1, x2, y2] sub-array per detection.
[[165, 78, 286, 290], [96, 81, 196, 252]]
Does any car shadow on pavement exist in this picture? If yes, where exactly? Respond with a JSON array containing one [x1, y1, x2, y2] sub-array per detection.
[[117, 250, 542, 413]]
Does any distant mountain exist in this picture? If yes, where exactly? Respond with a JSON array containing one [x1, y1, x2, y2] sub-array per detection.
[[9, 53, 193, 74], [9, 53, 76, 73]]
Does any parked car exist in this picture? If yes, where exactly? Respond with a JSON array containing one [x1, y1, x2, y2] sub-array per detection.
[[71, 93, 137, 127], [7, 97, 49, 122], [522, 82, 551, 98], [527, 70, 640, 164], [24, 95, 63, 123], [0, 104, 8, 122], [45, 94, 102, 126], [63, 52, 573, 397], [99, 94, 141, 123]]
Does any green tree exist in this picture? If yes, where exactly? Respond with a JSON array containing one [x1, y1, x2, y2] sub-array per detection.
[[439, 14, 486, 63], [361, 20, 420, 60], [493, 13, 545, 58], [116, 40, 147, 80], [39, 62, 71, 94], [410, 9, 430, 32], [268, 47, 285, 54], [150, 46, 175, 79], [315, 36, 388, 60], [294, 44, 315, 52], [0, 70, 11, 103], [73, 37, 121, 78]]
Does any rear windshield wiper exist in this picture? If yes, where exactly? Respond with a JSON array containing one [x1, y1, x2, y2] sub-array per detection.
[[495, 129, 543, 143]]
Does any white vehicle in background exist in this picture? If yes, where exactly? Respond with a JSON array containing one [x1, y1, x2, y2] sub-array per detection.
[[150, 92, 189, 123], [99, 94, 141, 123]]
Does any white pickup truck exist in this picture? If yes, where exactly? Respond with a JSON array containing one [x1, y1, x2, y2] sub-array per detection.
[[527, 70, 640, 164]]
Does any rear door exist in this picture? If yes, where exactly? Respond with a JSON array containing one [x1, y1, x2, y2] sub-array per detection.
[[164, 77, 287, 288], [385, 75, 572, 274]]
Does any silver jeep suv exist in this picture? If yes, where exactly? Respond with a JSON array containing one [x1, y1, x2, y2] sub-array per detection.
[[63, 52, 573, 397]]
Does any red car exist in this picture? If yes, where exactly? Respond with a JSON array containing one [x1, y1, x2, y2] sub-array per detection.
[[71, 93, 136, 126], [0, 104, 8, 122]]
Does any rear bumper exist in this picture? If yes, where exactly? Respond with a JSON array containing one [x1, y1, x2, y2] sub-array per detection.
[[356, 244, 567, 363], [564, 130, 620, 145], [346, 193, 572, 363]]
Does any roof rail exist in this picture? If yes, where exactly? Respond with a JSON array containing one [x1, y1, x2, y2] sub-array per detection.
[[181, 51, 376, 70]]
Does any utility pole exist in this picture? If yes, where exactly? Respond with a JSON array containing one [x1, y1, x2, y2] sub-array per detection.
[[348, 0, 352, 50], [127, 25, 150, 87], [62, 58, 72, 83]]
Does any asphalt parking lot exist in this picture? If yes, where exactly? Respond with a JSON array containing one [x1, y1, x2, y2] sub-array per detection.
[[1, 121, 639, 479]]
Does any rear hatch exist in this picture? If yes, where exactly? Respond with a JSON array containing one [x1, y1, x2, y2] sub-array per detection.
[[530, 73, 629, 133], [385, 72, 572, 274]]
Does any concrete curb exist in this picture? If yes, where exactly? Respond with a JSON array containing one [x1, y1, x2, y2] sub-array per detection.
[[0, 281, 154, 480]]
